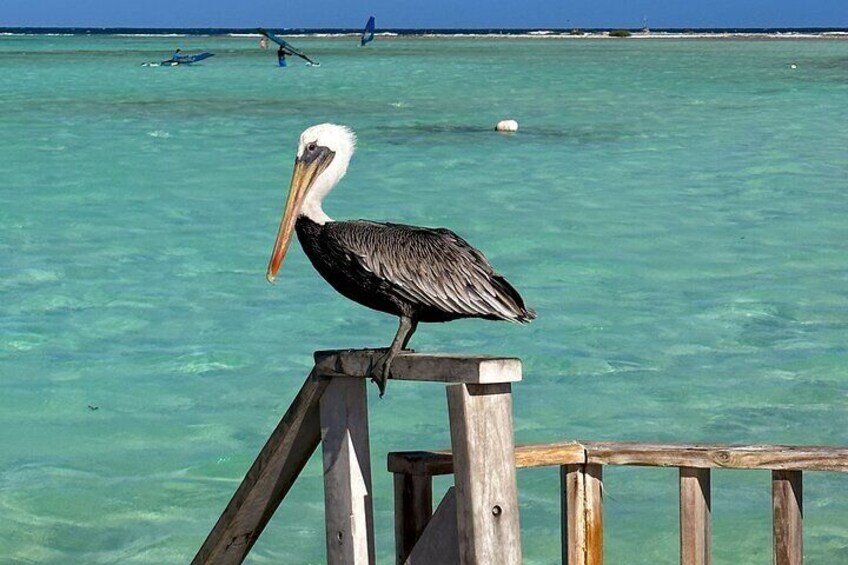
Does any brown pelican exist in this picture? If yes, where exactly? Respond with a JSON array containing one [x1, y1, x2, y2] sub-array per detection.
[[267, 124, 535, 395]]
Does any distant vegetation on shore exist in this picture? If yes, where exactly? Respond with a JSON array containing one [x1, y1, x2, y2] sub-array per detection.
[[609, 29, 633, 37]]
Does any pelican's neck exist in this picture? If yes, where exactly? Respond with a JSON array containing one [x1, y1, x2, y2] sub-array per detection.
[[299, 144, 352, 226], [300, 195, 333, 225]]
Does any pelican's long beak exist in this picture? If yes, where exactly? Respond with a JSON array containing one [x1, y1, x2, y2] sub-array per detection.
[[266, 149, 334, 283]]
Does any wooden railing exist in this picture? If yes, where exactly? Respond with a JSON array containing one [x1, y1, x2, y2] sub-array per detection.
[[388, 441, 848, 565], [191, 349, 848, 565], [192, 349, 524, 565]]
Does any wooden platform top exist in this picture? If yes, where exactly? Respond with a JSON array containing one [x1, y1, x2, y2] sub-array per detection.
[[388, 441, 848, 475], [313, 349, 522, 384]]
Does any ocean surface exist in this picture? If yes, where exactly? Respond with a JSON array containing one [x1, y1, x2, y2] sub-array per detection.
[[1, 34, 847, 564]]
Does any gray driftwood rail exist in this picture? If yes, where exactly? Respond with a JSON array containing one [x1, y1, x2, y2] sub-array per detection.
[[192, 350, 848, 565]]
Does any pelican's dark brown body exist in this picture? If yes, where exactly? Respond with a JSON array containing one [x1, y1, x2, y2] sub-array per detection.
[[295, 216, 534, 324]]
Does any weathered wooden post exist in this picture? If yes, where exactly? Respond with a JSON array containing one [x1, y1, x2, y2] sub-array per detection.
[[447, 380, 522, 564], [562, 464, 604, 565], [393, 471, 433, 564], [772, 470, 803, 565], [679, 467, 711, 565], [320, 376, 376, 565]]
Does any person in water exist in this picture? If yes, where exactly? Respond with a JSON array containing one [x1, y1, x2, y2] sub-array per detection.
[[277, 45, 288, 67], [172, 48, 183, 61]]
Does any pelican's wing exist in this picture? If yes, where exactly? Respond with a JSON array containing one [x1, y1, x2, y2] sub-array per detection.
[[326, 221, 535, 322]]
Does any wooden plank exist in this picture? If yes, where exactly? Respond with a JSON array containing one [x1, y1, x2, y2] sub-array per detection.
[[394, 473, 433, 565], [314, 349, 522, 384], [387, 443, 586, 476], [320, 377, 375, 565], [390, 441, 848, 476], [192, 371, 328, 565], [679, 467, 711, 565], [773, 470, 803, 565], [563, 464, 603, 565], [404, 487, 460, 565], [447, 383, 522, 565], [584, 442, 848, 472]]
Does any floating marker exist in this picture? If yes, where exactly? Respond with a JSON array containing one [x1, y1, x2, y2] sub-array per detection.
[[496, 120, 519, 132]]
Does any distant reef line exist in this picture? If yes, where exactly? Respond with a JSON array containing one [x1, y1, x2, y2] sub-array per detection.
[[1, 27, 847, 39]]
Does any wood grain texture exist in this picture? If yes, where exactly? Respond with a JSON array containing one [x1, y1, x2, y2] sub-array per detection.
[[393, 473, 433, 565], [314, 349, 522, 384], [563, 465, 603, 565], [387, 443, 586, 476], [320, 377, 375, 565], [447, 383, 522, 565], [192, 372, 328, 565], [388, 441, 848, 476], [584, 442, 848, 472], [679, 467, 711, 565], [773, 470, 803, 565], [404, 487, 460, 565]]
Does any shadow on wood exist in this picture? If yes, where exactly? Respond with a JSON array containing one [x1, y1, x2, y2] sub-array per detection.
[[404, 488, 460, 565]]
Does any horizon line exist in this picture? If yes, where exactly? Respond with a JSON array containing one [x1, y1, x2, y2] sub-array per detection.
[[2, 25, 848, 32]]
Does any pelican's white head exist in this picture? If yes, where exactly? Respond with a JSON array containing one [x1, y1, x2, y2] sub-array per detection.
[[267, 123, 357, 283], [295, 123, 356, 223]]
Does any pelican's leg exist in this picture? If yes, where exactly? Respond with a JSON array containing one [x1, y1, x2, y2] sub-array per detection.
[[372, 315, 416, 397], [401, 319, 418, 350]]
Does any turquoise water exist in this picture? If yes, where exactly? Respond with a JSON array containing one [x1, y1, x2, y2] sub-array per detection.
[[1, 34, 848, 563]]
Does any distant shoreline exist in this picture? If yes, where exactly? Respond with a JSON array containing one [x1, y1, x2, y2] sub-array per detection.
[[1, 27, 847, 40]]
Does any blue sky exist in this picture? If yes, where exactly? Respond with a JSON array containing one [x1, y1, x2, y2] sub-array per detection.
[[2, 0, 847, 29]]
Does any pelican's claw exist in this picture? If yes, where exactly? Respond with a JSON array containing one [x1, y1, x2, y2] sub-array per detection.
[[369, 351, 393, 398]]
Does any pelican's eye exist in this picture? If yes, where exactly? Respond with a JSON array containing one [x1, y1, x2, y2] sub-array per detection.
[[307, 142, 318, 152]]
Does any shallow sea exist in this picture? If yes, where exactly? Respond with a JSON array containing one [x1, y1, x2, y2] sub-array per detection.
[[1, 35, 847, 563]]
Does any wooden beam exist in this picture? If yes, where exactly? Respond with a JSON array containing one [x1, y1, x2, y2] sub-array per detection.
[[584, 442, 848, 472], [192, 371, 328, 565], [404, 487, 460, 565], [314, 349, 522, 384], [447, 383, 522, 565], [387, 443, 586, 476], [388, 441, 848, 476], [679, 467, 711, 565], [394, 473, 433, 565], [320, 377, 375, 565], [563, 464, 603, 565], [773, 470, 803, 565]]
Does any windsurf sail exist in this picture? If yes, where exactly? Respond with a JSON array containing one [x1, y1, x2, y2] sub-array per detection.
[[257, 28, 320, 66], [360, 16, 375, 46]]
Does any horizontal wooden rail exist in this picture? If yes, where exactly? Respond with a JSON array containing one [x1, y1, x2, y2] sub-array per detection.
[[313, 349, 522, 384], [388, 441, 848, 476]]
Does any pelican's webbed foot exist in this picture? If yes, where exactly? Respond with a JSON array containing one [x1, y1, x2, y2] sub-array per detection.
[[370, 352, 394, 398]]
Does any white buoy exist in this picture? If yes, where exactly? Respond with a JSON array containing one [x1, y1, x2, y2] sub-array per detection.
[[790, 64, 797, 69], [496, 119, 519, 133]]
